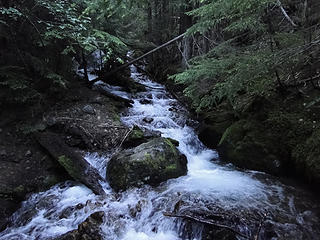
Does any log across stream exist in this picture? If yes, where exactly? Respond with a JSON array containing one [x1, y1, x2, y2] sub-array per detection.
[[0, 64, 319, 240]]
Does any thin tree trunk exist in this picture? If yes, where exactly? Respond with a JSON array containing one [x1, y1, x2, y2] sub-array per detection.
[[82, 51, 89, 83]]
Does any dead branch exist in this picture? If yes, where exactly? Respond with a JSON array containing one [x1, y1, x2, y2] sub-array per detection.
[[285, 73, 320, 88], [90, 33, 186, 85], [254, 212, 269, 240], [277, 0, 297, 27], [163, 212, 249, 239], [116, 126, 134, 152]]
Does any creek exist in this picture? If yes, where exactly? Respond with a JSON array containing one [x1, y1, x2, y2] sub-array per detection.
[[0, 65, 319, 240]]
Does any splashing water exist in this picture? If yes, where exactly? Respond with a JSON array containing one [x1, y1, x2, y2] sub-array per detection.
[[1, 65, 319, 240]]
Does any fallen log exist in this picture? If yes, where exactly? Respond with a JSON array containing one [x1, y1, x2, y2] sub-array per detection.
[[35, 131, 106, 196], [163, 212, 249, 239], [93, 84, 134, 107]]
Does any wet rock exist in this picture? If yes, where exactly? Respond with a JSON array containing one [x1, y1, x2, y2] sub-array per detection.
[[143, 117, 154, 124], [139, 99, 152, 105], [122, 125, 147, 148], [56, 211, 105, 240], [93, 84, 134, 107], [169, 107, 178, 112], [35, 131, 106, 196], [82, 105, 95, 115], [146, 94, 153, 99], [107, 137, 187, 191]]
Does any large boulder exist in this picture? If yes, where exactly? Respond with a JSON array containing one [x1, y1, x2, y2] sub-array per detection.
[[218, 119, 283, 175], [107, 138, 187, 191]]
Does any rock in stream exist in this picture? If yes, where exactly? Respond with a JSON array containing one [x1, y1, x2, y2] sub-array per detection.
[[107, 137, 187, 191]]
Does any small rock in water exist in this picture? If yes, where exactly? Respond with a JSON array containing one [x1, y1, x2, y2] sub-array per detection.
[[146, 94, 153, 99], [25, 150, 32, 157], [143, 117, 154, 124], [139, 99, 152, 105], [169, 107, 178, 112], [82, 105, 96, 115]]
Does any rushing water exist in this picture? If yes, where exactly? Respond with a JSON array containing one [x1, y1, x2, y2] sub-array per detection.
[[1, 65, 320, 240]]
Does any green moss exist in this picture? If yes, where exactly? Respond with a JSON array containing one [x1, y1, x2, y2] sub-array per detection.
[[112, 113, 121, 123], [43, 175, 61, 187], [164, 138, 178, 156], [218, 120, 245, 146], [143, 153, 159, 168], [13, 185, 25, 194], [131, 127, 144, 139], [164, 164, 177, 172], [58, 155, 80, 180]]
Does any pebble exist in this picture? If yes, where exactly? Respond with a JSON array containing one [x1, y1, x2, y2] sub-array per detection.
[[143, 117, 154, 124]]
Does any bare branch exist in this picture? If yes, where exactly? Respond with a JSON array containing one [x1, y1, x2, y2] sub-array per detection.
[[277, 0, 298, 27], [163, 212, 249, 239]]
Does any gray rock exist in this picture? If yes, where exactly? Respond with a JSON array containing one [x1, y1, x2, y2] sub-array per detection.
[[139, 99, 152, 105], [82, 105, 95, 115], [143, 117, 154, 124], [107, 137, 187, 191]]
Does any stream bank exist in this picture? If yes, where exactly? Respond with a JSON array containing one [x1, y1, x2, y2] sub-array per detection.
[[194, 91, 320, 190]]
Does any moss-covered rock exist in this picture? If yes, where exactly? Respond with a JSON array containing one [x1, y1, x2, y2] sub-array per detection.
[[198, 109, 236, 149], [218, 119, 283, 175], [293, 129, 320, 185], [107, 137, 187, 191]]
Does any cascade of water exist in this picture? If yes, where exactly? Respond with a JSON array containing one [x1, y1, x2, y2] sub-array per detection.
[[1, 65, 319, 240]]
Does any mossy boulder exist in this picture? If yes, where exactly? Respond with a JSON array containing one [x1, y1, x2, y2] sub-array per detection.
[[218, 119, 282, 175], [198, 110, 236, 149], [107, 137, 187, 191]]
